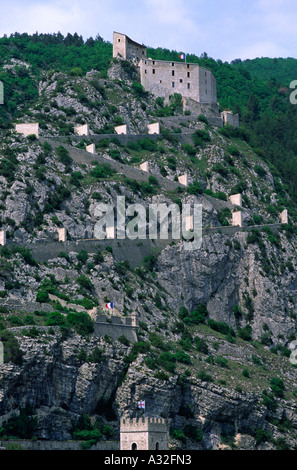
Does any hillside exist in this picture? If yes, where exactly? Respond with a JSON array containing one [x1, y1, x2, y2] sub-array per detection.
[[1, 35, 297, 451]]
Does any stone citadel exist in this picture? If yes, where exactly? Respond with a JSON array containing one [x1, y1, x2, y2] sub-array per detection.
[[113, 31, 238, 126]]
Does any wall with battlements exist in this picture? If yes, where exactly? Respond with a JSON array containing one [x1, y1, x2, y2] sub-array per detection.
[[112, 32, 217, 107], [94, 314, 138, 343], [120, 417, 168, 450]]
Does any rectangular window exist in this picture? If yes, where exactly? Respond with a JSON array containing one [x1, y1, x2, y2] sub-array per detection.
[[172, 62, 175, 66], [172, 82, 175, 88], [153, 69, 155, 74], [118, 39, 121, 42], [145, 70, 147, 74], [187, 72, 190, 78], [160, 80, 162, 83], [172, 70, 175, 76], [187, 64, 190, 69], [153, 61, 155, 65], [187, 83, 190, 89], [180, 79, 183, 83]]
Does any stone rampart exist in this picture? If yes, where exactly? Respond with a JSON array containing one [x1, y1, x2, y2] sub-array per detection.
[[0, 439, 120, 450], [94, 315, 138, 343]]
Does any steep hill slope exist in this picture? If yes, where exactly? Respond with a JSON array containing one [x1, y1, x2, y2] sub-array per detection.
[[1, 53, 297, 451]]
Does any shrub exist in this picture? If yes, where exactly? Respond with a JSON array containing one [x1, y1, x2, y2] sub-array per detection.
[[197, 370, 213, 382], [90, 163, 115, 179], [242, 368, 250, 378], [188, 181, 203, 195], [0, 329, 23, 364], [77, 250, 88, 264], [254, 428, 272, 445], [118, 335, 130, 346], [238, 325, 252, 341], [182, 144, 196, 156], [174, 350, 191, 364], [66, 311, 94, 336], [132, 81, 149, 98], [0, 406, 37, 439], [171, 429, 186, 443], [198, 114, 209, 125], [270, 377, 285, 398], [36, 290, 49, 303], [77, 275, 93, 291], [56, 145, 72, 169], [184, 424, 203, 442], [192, 129, 211, 147], [157, 351, 176, 374], [207, 319, 235, 337], [46, 311, 65, 326], [227, 145, 240, 156], [214, 356, 229, 368], [254, 165, 266, 178], [154, 371, 169, 381], [195, 337, 209, 354]]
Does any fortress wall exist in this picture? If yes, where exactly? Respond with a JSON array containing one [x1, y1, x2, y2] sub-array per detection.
[[113, 32, 127, 59], [93, 320, 138, 343], [15, 123, 39, 138], [222, 111, 239, 128], [19, 237, 170, 267], [140, 59, 200, 102], [0, 440, 120, 451], [113, 32, 146, 62], [39, 137, 180, 192]]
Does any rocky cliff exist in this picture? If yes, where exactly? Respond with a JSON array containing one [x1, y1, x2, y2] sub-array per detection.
[[1, 57, 297, 450]]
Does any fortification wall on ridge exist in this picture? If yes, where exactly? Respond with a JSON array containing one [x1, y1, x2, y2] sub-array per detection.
[[113, 32, 147, 63]]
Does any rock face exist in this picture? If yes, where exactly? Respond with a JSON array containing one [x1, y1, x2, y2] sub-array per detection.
[[1, 59, 297, 450]]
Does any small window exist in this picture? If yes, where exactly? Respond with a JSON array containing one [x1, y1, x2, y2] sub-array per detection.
[[118, 39, 121, 42], [180, 79, 183, 83], [172, 82, 175, 88], [187, 72, 190, 78], [145, 70, 147, 74], [160, 80, 162, 83], [142, 51, 145, 55], [172, 70, 175, 76], [172, 62, 175, 66], [153, 61, 155, 65], [187, 64, 190, 69], [187, 83, 190, 89], [153, 69, 155, 74], [131, 443, 137, 451]]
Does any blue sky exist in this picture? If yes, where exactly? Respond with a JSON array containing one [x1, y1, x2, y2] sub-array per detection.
[[1, 0, 297, 62]]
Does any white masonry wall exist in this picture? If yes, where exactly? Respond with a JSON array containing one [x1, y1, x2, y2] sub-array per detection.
[[229, 194, 242, 207], [74, 124, 89, 136], [232, 211, 243, 227], [15, 123, 39, 138], [280, 209, 288, 224], [140, 161, 149, 172], [0, 230, 6, 246], [86, 143, 95, 154], [147, 122, 160, 134], [58, 228, 67, 242], [178, 174, 188, 187]]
